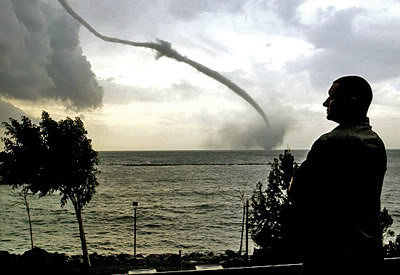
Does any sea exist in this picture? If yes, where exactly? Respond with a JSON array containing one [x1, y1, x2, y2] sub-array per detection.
[[1, 150, 399, 256]]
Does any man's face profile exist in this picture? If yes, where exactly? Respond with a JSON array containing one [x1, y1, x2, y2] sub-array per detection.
[[323, 83, 342, 123]]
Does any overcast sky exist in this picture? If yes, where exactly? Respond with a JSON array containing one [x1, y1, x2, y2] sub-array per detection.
[[1, 0, 399, 150]]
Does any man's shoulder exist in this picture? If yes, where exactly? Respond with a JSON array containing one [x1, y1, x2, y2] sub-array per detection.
[[313, 127, 342, 145], [318, 126, 347, 141], [313, 124, 386, 151]]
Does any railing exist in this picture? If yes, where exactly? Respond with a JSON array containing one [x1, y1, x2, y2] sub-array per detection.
[[127, 257, 400, 275]]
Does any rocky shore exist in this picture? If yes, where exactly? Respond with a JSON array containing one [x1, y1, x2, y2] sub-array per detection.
[[1, 247, 249, 274]]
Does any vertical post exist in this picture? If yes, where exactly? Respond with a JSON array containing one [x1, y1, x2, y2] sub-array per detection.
[[179, 250, 182, 270], [245, 199, 249, 262], [134, 207, 137, 258], [132, 201, 138, 258]]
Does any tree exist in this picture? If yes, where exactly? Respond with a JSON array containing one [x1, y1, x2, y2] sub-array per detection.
[[0, 117, 46, 250], [380, 207, 399, 257], [0, 111, 99, 271], [381, 207, 395, 240], [236, 182, 248, 256], [43, 111, 100, 270], [249, 150, 298, 256]]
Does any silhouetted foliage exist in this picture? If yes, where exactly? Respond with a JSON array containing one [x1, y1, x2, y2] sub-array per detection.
[[39, 111, 100, 209], [380, 207, 400, 257], [0, 111, 99, 271], [0, 150, 6, 162], [385, 235, 400, 257], [249, 150, 298, 252], [0, 116, 46, 189], [381, 207, 395, 241]]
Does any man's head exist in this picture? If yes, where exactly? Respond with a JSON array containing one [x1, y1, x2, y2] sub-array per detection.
[[323, 75, 373, 124]]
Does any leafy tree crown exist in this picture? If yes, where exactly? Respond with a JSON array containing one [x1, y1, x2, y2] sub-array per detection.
[[0, 111, 100, 209], [249, 149, 298, 249]]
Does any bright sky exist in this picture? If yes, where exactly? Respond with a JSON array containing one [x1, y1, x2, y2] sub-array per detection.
[[1, 0, 400, 150]]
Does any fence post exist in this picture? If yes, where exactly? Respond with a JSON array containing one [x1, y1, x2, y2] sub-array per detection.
[[246, 199, 249, 262], [132, 201, 138, 258]]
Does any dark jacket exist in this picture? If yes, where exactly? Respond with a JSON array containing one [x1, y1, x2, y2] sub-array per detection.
[[289, 118, 387, 273]]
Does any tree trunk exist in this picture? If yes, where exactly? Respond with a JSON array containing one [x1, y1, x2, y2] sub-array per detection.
[[21, 190, 34, 249], [239, 204, 245, 255], [24, 196, 34, 249], [74, 205, 91, 271]]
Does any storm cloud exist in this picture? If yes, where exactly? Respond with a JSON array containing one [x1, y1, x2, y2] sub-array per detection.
[[286, 6, 400, 89], [0, 100, 28, 127], [0, 0, 103, 110]]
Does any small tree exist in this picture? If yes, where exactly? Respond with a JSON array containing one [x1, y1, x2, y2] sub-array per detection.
[[0, 111, 99, 271], [1, 117, 46, 250], [249, 150, 298, 251], [380, 207, 399, 257], [42, 111, 99, 270], [236, 182, 248, 256], [381, 207, 395, 241]]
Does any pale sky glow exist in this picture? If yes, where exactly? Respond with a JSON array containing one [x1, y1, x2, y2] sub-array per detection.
[[1, 0, 400, 150]]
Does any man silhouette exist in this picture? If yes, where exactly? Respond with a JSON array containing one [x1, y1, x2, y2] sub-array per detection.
[[289, 76, 387, 274]]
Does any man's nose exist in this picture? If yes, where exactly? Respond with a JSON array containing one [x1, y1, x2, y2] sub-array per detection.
[[323, 98, 329, 107]]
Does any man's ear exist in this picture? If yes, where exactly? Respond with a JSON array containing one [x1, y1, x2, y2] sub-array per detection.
[[346, 96, 364, 116], [348, 96, 358, 104]]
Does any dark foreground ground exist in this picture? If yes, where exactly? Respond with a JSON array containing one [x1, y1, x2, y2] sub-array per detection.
[[1, 247, 252, 274], [3, 248, 400, 274]]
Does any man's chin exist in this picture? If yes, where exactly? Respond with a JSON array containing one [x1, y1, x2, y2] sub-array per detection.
[[326, 114, 341, 124]]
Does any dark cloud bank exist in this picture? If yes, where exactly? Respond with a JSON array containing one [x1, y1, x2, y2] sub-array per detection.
[[0, 0, 103, 126]]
